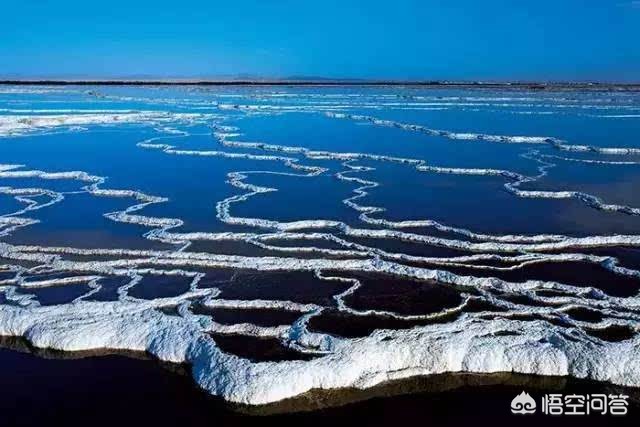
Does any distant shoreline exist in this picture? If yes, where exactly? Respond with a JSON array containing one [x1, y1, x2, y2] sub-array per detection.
[[1, 80, 640, 90]]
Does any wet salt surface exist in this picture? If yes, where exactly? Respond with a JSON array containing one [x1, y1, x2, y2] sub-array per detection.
[[2, 85, 640, 408]]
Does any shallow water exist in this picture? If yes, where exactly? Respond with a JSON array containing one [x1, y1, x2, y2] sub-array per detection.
[[1, 85, 640, 406]]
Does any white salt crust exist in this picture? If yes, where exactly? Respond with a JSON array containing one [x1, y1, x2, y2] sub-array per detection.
[[1, 93, 640, 404]]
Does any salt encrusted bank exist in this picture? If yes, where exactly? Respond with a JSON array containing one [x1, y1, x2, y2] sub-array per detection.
[[1, 85, 640, 404]]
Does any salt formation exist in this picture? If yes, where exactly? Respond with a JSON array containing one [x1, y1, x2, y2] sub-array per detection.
[[0, 112, 218, 137], [1, 87, 640, 405]]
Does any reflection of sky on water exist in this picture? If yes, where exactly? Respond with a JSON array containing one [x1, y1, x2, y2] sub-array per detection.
[[1, 85, 640, 405]]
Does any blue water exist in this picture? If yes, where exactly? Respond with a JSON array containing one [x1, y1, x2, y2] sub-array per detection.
[[2, 85, 640, 404]]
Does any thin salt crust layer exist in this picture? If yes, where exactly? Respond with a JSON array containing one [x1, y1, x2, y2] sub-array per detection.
[[1, 300, 640, 405], [1, 88, 640, 405], [0, 112, 218, 136]]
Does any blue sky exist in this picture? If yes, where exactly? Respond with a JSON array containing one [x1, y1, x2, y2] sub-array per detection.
[[2, 0, 639, 81]]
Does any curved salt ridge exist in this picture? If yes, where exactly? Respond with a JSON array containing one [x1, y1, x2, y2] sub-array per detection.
[[0, 164, 24, 172], [0, 169, 101, 183], [207, 161, 640, 254], [202, 298, 321, 313], [0, 258, 636, 382], [206, 322, 291, 338], [258, 237, 640, 276], [3, 134, 640, 275], [136, 142, 326, 175], [214, 100, 637, 114], [0, 112, 218, 137], [3, 299, 640, 405], [213, 135, 559, 244], [539, 153, 640, 165], [3, 241, 640, 392], [8, 239, 640, 302], [19, 275, 102, 289], [325, 111, 640, 155], [315, 269, 475, 321], [0, 87, 74, 94], [335, 159, 563, 244], [2, 103, 640, 403], [0, 182, 63, 235], [0, 164, 184, 243], [4, 240, 640, 318], [245, 230, 639, 278], [133, 130, 640, 269], [508, 187, 640, 215], [133, 126, 640, 299], [214, 129, 640, 242]]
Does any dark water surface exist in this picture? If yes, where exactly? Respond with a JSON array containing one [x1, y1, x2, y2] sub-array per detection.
[[1, 85, 640, 420], [1, 342, 638, 427]]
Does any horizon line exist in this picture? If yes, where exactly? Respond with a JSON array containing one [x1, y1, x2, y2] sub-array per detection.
[[1, 79, 640, 88]]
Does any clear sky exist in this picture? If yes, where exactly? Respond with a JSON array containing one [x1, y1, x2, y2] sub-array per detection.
[[2, 0, 639, 81]]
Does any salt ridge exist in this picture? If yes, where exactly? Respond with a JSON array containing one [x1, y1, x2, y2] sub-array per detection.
[[1, 89, 640, 405]]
